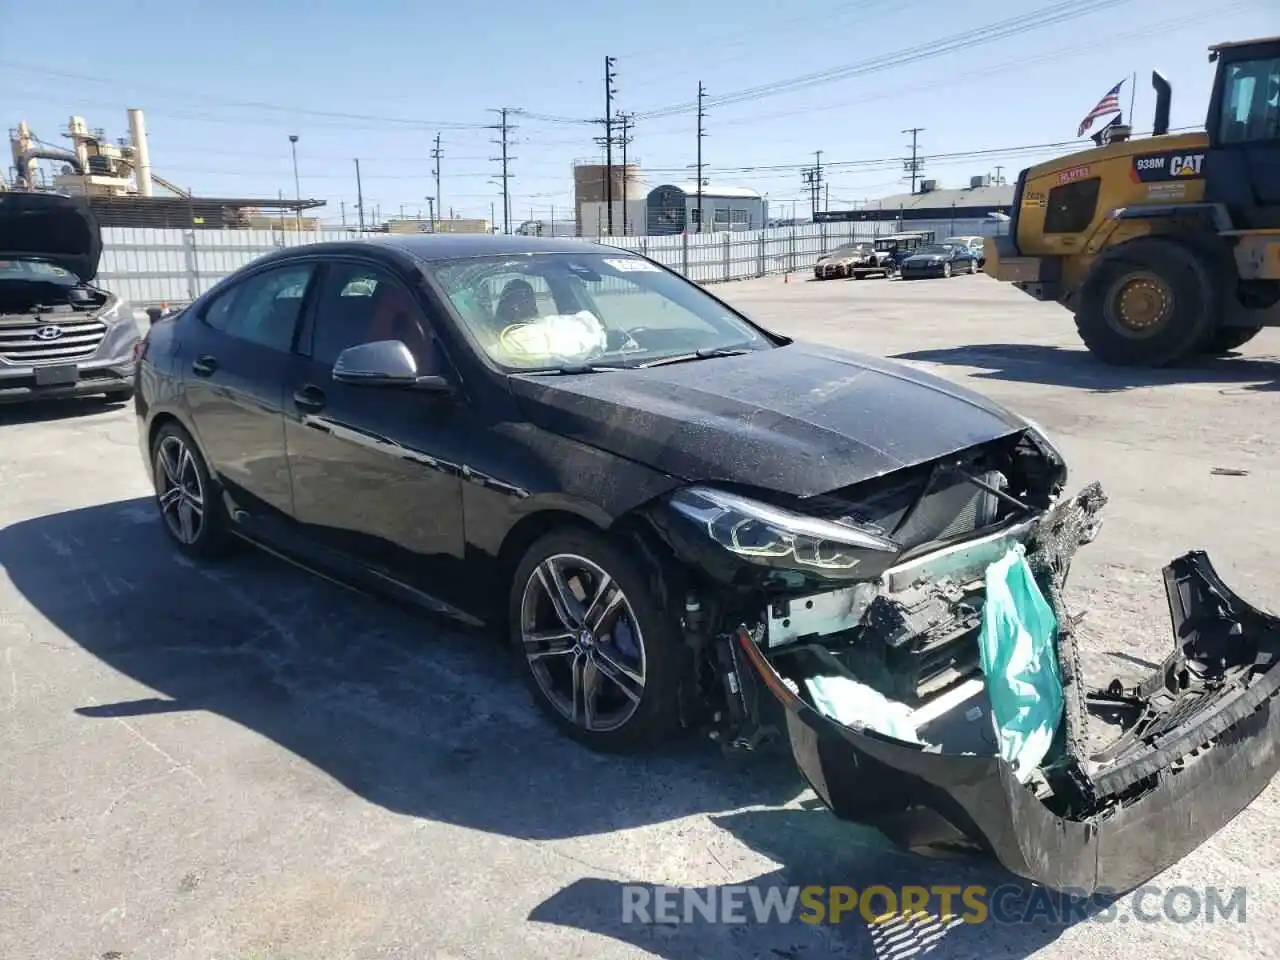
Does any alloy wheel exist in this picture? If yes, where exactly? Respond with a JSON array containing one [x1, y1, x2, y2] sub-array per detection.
[[155, 434, 205, 545], [520, 553, 646, 733], [943, 262, 952, 278]]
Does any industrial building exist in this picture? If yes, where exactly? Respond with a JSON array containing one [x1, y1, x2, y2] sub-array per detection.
[[645, 183, 768, 235], [572, 161, 645, 236], [572, 159, 768, 237], [5, 109, 325, 229], [816, 175, 1014, 230]]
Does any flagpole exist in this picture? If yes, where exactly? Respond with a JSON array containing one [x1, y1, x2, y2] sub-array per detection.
[[1128, 71, 1137, 127]]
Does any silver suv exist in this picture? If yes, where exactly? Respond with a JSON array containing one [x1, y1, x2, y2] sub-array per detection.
[[0, 191, 140, 405]]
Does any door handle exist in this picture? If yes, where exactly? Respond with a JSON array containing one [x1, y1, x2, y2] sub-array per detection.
[[293, 385, 327, 413], [191, 355, 218, 377]]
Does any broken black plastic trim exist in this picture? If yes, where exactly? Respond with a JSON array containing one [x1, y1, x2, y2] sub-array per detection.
[[740, 551, 1280, 895]]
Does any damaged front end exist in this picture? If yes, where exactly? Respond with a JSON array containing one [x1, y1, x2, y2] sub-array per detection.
[[643, 430, 1280, 894]]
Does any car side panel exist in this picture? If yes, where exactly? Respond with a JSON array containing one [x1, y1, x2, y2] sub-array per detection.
[[457, 418, 682, 614]]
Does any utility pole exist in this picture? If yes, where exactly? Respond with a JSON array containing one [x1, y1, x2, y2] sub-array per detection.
[[800, 150, 823, 221], [695, 81, 707, 233], [619, 112, 633, 235], [354, 158, 365, 232], [488, 107, 516, 234], [993, 164, 1004, 185], [595, 57, 618, 235], [431, 134, 442, 229], [288, 135, 301, 231], [902, 127, 925, 194], [426, 196, 435, 232], [340, 200, 346, 228]]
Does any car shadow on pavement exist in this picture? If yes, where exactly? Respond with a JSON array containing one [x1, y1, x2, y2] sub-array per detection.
[[527, 807, 1104, 958], [0, 396, 131, 425], [0, 497, 805, 842], [893, 343, 1280, 394]]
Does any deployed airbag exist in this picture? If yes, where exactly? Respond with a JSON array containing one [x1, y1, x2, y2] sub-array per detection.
[[501, 310, 608, 359], [978, 544, 1064, 782]]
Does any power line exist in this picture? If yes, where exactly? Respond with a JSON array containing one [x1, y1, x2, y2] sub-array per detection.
[[632, 0, 1137, 119]]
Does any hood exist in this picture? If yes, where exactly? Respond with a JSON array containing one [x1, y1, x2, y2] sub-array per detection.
[[0, 192, 103, 283], [509, 342, 1028, 498]]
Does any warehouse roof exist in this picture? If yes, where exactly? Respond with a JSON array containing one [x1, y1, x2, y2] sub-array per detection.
[[866, 182, 1015, 212], [654, 183, 763, 200]]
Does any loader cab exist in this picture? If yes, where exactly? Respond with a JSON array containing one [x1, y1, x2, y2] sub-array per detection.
[[1205, 36, 1280, 221]]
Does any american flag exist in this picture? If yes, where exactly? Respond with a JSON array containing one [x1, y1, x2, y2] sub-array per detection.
[[1077, 80, 1125, 137]]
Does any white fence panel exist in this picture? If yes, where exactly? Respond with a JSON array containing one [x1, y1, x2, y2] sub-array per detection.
[[97, 218, 1006, 306]]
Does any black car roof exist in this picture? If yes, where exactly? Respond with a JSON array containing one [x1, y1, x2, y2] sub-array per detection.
[[254, 233, 624, 268]]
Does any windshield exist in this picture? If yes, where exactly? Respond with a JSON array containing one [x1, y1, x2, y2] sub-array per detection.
[[915, 244, 956, 256], [428, 252, 774, 371], [828, 244, 867, 257], [0, 259, 76, 283], [874, 239, 898, 252]]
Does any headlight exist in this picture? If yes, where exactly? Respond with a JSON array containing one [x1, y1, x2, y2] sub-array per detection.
[[1021, 417, 1067, 480], [667, 485, 899, 574]]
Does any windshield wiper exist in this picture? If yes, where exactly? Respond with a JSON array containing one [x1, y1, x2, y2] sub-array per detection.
[[524, 361, 632, 376], [638, 346, 755, 369]]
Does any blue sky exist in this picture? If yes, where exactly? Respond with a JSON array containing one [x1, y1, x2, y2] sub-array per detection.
[[1, 0, 1272, 226]]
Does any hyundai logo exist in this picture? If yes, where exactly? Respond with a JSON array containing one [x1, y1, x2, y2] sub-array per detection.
[[34, 325, 64, 341]]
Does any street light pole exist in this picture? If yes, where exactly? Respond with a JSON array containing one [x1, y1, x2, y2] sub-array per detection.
[[288, 135, 301, 231], [426, 196, 436, 233]]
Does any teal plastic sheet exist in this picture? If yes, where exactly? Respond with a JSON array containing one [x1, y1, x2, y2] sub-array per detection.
[[978, 544, 1064, 782]]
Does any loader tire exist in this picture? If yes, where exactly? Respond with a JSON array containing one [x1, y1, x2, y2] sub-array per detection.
[[1074, 237, 1219, 367], [1203, 325, 1262, 355]]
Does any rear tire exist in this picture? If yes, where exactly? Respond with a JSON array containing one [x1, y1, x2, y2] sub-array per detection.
[[1074, 238, 1219, 367], [1203, 325, 1262, 355], [509, 527, 684, 753]]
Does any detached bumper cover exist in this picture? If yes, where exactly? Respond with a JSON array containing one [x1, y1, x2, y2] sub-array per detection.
[[743, 544, 1280, 895]]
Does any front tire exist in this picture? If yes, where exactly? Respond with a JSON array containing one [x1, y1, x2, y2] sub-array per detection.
[[969, 259, 979, 275], [510, 527, 684, 752], [942, 262, 952, 278], [151, 421, 233, 558], [1074, 238, 1219, 366]]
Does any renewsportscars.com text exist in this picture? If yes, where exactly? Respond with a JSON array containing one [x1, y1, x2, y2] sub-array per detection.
[[621, 884, 1247, 926]]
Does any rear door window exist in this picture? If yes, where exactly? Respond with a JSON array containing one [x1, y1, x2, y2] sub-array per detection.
[[202, 263, 315, 352]]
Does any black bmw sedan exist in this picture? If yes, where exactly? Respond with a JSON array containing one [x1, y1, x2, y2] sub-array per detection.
[[134, 235, 1280, 895]]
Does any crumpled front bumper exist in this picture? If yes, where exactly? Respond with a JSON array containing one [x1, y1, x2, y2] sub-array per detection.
[[740, 543, 1280, 896]]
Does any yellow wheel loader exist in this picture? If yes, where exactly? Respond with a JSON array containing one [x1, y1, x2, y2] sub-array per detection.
[[985, 37, 1280, 366]]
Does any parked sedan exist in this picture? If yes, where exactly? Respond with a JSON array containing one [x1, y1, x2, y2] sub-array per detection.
[[898, 242, 980, 280], [812, 242, 872, 280], [942, 235, 987, 267], [134, 234, 1280, 895]]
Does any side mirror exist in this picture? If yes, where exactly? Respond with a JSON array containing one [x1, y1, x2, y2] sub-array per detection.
[[332, 339, 455, 394]]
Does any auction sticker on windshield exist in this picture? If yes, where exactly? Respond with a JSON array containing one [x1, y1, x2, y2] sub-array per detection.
[[603, 258, 660, 272]]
